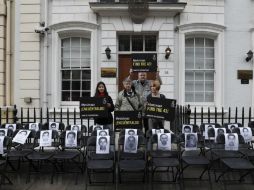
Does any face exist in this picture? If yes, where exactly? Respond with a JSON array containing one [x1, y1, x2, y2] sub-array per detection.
[[128, 130, 135, 136], [67, 133, 75, 144], [184, 127, 191, 133], [138, 72, 147, 82], [151, 85, 157, 93], [72, 126, 79, 131], [218, 129, 224, 135], [160, 134, 168, 145], [42, 133, 49, 141], [99, 138, 107, 148], [51, 123, 56, 129], [20, 131, 27, 136], [127, 136, 136, 148], [188, 135, 196, 146], [98, 84, 105, 93], [243, 128, 249, 136], [8, 125, 14, 130], [228, 135, 235, 146], [123, 81, 131, 91], [31, 124, 36, 129], [0, 131, 5, 136]]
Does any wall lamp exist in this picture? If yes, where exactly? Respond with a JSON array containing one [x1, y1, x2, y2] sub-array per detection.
[[165, 47, 171, 59], [105, 47, 111, 59], [246, 50, 253, 62]]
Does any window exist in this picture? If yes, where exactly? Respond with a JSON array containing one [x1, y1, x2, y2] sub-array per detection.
[[61, 37, 91, 101], [185, 37, 215, 103]]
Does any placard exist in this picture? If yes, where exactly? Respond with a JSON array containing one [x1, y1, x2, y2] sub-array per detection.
[[145, 98, 176, 121], [29, 123, 39, 131], [49, 122, 59, 131], [240, 127, 252, 143], [132, 53, 157, 72], [12, 130, 31, 144], [114, 111, 142, 130], [96, 136, 110, 154], [0, 129, 7, 137], [0, 136, 4, 154], [124, 135, 138, 153], [97, 129, 109, 136], [157, 133, 171, 151], [5, 124, 16, 132], [40, 130, 52, 147], [182, 125, 193, 134], [80, 97, 108, 118], [71, 125, 81, 131], [225, 133, 239, 151], [65, 130, 77, 147], [185, 133, 198, 151]]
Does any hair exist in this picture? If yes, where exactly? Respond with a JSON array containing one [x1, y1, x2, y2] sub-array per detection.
[[94, 81, 109, 97], [0, 130, 5, 134], [7, 125, 14, 128], [160, 133, 168, 140], [42, 131, 49, 136], [184, 126, 191, 131], [99, 130, 107, 135], [230, 125, 236, 129], [50, 123, 56, 127], [150, 80, 161, 91], [127, 129, 135, 135], [98, 136, 107, 144], [243, 127, 249, 132], [19, 130, 27, 135], [67, 131, 76, 138], [228, 134, 235, 139]]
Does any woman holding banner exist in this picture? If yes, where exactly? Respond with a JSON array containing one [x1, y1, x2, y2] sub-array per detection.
[[94, 81, 114, 130]]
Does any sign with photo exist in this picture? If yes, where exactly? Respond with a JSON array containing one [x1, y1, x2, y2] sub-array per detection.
[[152, 128, 164, 135], [92, 125, 103, 131], [185, 133, 198, 151], [0, 129, 8, 137], [204, 124, 215, 140], [214, 128, 226, 142], [96, 136, 110, 154], [157, 133, 171, 151], [124, 135, 138, 153], [13, 130, 31, 144], [29, 123, 39, 131], [240, 127, 252, 143], [182, 125, 193, 134], [228, 123, 239, 132], [49, 122, 59, 131], [80, 97, 108, 118], [97, 129, 109, 136], [132, 53, 157, 72], [0, 136, 4, 155], [65, 130, 77, 147], [145, 98, 176, 121], [125, 129, 137, 136], [5, 124, 16, 132], [71, 125, 81, 131], [225, 133, 239, 151], [114, 111, 142, 130], [39, 130, 52, 147]]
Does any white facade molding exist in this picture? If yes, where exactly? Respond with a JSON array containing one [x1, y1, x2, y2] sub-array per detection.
[[49, 21, 98, 31]]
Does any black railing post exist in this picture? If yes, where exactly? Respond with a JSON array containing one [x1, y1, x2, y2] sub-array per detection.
[[201, 107, 203, 124], [215, 107, 217, 124], [40, 107, 43, 124], [47, 107, 49, 123], [249, 107, 251, 123], [222, 107, 224, 125], [186, 104, 191, 124], [74, 108, 76, 125], [60, 108, 63, 123], [0, 107, 2, 125], [21, 107, 23, 124], [33, 107, 36, 123], [208, 107, 210, 123], [67, 108, 69, 126], [242, 107, 244, 126], [235, 107, 238, 123], [228, 107, 231, 123], [13, 105, 18, 123], [27, 108, 30, 123], [53, 107, 56, 121], [194, 107, 197, 125], [6, 107, 9, 123]]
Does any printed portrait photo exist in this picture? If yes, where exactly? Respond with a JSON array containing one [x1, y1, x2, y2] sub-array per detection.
[[225, 133, 239, 151], [228, 124, 239, 132], [65, 130, 77, 147], [93, 125, 103, 131], [0, 136, 4, 155], [0, 129, 7, 137], [39, 130, 52, 147], [97, 129, 109, 136], [49, 122, 59, 131], [185, 133, 198, 151], [182, 125, 193, 134], [214, 128, 226, 142], [29, 123, 39, 131], [240, 127, 252, 143], [125, 129, 137, 136], [124, 135, 138, 153], [71, 125, 81, 131], [152, 128, 164, 135], [5, 124, 17, 132], [13, 130, 31, 144], [96, 136, 110, 154], [204, 124, 215, 140], [157, 133, 171, 151]]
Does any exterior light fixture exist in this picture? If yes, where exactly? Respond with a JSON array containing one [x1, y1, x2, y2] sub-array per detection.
[[165, 47, 171, 59], [246, 50, 253, 62], [105, 47, 111, 59]]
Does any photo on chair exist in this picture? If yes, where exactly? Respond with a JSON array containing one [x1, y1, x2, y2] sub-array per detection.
[[13, 130, 31, 144], [185, 133, 198, 151], [96, 135, 110, 154], [214, 128, 226, 142], [157, 133, 171, 151], [225, 133, 239, 151], [0, 136, 4, 154], [71, 124, 81, 131], [240, 127, 252, 143], [29, 123, 39, 131], [93, 125, 103, 131], [228, 123, 239, 132], [39, 130, 52, 147], [5, 124, 16, 132], [49, 122, 59, 131], [97, 129, 109, 136], [125, 129, 137, 136], [204, 124, 215, 140], [182, 125, 193, 134], [152, 128, 164, 135], [0, 129, 7, 137], [124, 135, 138, 153], [65, 130, 77, 147]]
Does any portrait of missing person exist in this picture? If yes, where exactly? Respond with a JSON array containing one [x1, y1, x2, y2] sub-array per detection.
[[96, 136, 110, 154], [0, 136, 4, 155], [39, 130, 52, 147], [157, 133, 171, 151], [152, 129, 164, 135], [49, 122, 59, 131], [93, 125, 103, 131], [225, 133, 239, 151], [185, 133, 198, 150], [13, 130, 31, 145], [29, 123, 39, 131], [5, 124, 16, 132], [97, 129, 109, 136], [0, 129, 7, 137], [124, 135, 138, 153], [204, 124, 215, 140], [125, 129, 137, 136], [214, 128, 226, 142], [65, 130, 77, 147], [240, 127, 252, 143], [228, 124, 239, 132], [182, 125, 193, 134], [71, 125, 81, 131]]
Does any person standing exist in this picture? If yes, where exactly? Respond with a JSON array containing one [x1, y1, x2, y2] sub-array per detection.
[[94, 82, 114, 130]]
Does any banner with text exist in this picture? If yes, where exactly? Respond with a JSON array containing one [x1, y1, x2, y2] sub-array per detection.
[[114, 111, 143, 130], [132, 53, 157, 72], [80, 97, 108, 118]]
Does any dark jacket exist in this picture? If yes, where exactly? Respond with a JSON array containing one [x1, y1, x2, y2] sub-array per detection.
[[94, 95, 114, 125]]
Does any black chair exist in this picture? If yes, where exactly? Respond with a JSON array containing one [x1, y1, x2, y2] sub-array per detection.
[[51, 130, 85, 184], [148, 133, 180, 184], [117, 135, 147, 184], [85, 136, 115, 190]]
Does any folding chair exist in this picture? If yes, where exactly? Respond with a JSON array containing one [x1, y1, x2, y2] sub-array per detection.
[[148, 133, 180, 184], [85, 136, 115, 190], [117, 135, 147, 184]]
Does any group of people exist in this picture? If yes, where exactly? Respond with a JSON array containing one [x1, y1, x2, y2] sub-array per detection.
[[94, 69, 164, 133]]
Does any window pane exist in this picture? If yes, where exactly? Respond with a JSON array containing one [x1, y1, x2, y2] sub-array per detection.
[[132, 35, 143, 51], [72, 81, 80, 91], [62, 48, 70, 58], [195, 72, 204, 80], [186, 38, 194, 47], [185, 48, 194, 69], [195, 81, 204, 91], [145, 35, 156, 51], [195, 48, 204, 59], [72, 92, 81, 101], [195, 58, 204, 69], [62, 70, 70, 80], [81, 38, 90, 47], [205, 48, 214, 58], [71, 47, 80, 59], [205, 38, 214, 47], [71, 37, 80, 47], [82, 70, 91, 80], [82, 81, 91, 90], [62, 38, 70, 48], [81, 59, 90, 68], [62, 91, 71, 101], [205, 71, 214, 80], [71, 59, 80, 68], [185, 81, 194, 92], [185, 92, 194, 102], [82, 91, 90, 97], [195, 38, 204, 47], [81, 47, 90, 59], [205, 92, 214, 102], [205, 81, 214, 91], [119, 35, 130, 51], [185, 71, 194, 80], [72, 70, 80, 80], [205, 59, 214, 69], [195, 92, 204, 102], [62, 59, 70, 68], [62, 81, 70, 90]]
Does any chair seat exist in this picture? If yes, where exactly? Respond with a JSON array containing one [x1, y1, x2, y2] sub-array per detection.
[[152, 157, 179, 167], [119, 160, 146, 171], [0, 160, 6, 166], [221, 158, 254, 170], [8, 149, 33, 157], [27, 152, 54, 160], [87, 160, 113, 170], [240, 149, 254, 158], [53, 151, 79, 160], [212, 150, 242, 158], [150, 151, 175, 158], [182, 156, 210, 165]]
